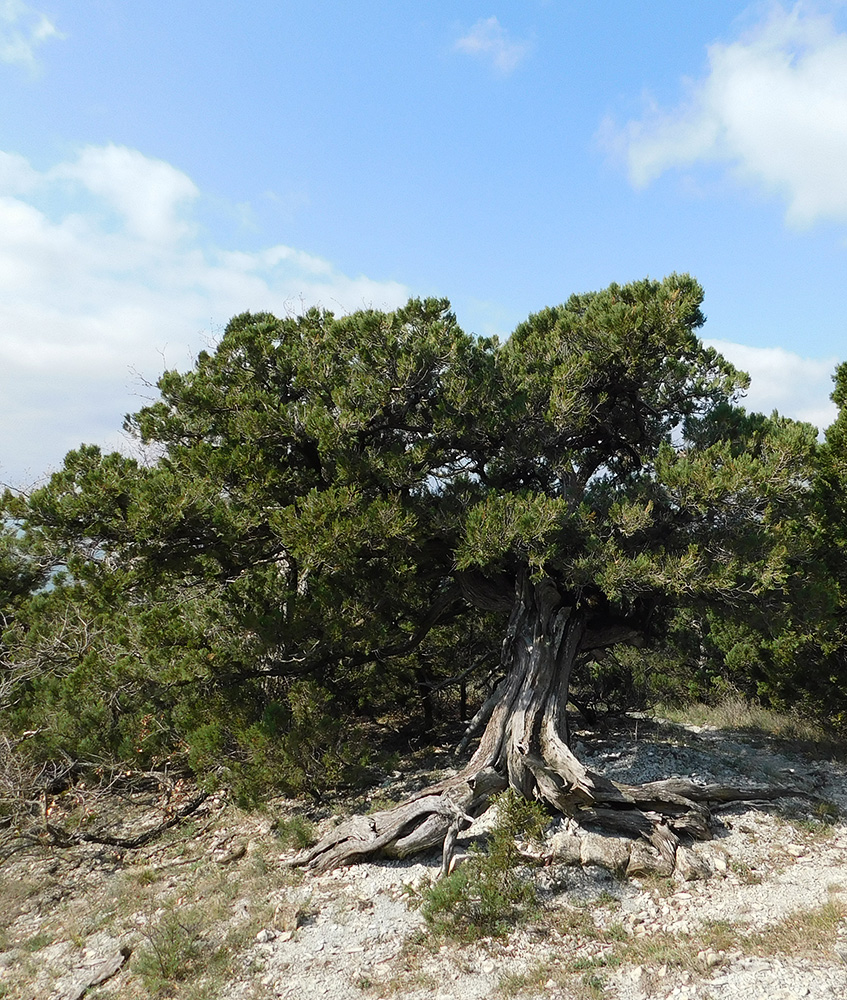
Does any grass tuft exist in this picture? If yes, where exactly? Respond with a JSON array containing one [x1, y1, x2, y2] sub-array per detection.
[[274, 814, 317, 851]]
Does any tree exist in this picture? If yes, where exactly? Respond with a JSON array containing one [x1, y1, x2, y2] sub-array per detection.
[[2, 276, 820, 869], [802, 361, 847, 728]]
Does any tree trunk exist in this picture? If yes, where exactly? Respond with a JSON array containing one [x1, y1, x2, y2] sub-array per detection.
[[295, 572, 801, 875]]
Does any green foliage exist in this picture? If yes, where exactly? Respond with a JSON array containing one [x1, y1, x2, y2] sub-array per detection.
[[207, 680, 373, 803], [415, 790, 546, 941], [274, 814, 318, 851], [2, 275, 844, 799], [134, 907, 207, 992]]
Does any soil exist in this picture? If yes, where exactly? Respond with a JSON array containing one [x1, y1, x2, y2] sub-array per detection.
[[2, 715, 847, 1000]]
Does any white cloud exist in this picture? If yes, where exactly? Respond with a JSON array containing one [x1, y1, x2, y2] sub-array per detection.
[[51, 145, 201, 244], [706, 338, 838, 430], [0, 149, 38, 192], [0, 0, 63, 71], [0, 146, 410, 486], [454, 16, 531, 75], [617, 3, 847, 226]]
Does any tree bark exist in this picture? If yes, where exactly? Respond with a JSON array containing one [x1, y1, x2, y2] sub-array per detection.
[[295, 572, 802, 875]]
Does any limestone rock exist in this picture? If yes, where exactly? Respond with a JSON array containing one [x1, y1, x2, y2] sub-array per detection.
[[627, 840, 673, 877], [579, 832, 631, 872], [548, 831, 581, 864], [55, 945, 131, 1000], [674, 845, 709, 880]]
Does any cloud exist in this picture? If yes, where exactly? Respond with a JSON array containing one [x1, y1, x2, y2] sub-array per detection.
[[51, 145, 201, 244], [706, 338, 838, 429], [0, 146, 410, 486], [454, 16, 531, 75], [615, 3, 847, 226], [0, 0, 63, 71]]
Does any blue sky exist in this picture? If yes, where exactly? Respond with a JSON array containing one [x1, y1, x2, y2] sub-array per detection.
[[1, 1, 846, 485]]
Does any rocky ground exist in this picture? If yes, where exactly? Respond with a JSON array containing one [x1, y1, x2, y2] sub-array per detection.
[[2, 715, 847, 1000]]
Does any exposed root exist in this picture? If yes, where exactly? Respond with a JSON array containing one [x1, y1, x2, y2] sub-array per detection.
[[295, 767, 507, 873], [296, 575, 816, 878], [43, 792, 211, 851], [293, 754, 811, 877]]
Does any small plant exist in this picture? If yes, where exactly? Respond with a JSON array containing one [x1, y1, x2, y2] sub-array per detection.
[[579, 971, 608, 997], [366, 795, 399, 814], [134, 905, 207, 992], [133, 866, 160, 886], [815, 800, 840, 822], [21, 930, 53, 953], [729, 859, 763, 884], [413, 789, 546, 942], [274, 814, 317, 851]]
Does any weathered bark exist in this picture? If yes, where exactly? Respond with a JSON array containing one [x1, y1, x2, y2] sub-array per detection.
[[295, 572, 804, 875]]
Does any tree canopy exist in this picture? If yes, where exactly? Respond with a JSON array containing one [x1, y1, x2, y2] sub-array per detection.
[[0, 275, 836, 858]]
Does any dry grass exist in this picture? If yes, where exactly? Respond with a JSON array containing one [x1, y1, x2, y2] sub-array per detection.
[[0, 808, 315, 1000], [497, 892, 847, 997], [656, 697, 831, 744]]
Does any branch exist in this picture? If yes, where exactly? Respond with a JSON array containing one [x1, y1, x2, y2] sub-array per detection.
[[165, 581, 466, 691], [44, 792, 210, 850]]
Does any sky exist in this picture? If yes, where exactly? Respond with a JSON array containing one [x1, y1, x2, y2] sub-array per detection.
[[1, 0, 846, 486]]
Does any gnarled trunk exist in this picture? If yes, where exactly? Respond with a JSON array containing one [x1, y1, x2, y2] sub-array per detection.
[[296, 573, 797, 875]]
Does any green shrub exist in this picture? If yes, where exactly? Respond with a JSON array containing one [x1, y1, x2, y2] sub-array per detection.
[[415, 789, 546, 942], [274, 814, 317, 850], [134, 906, 207, 992]]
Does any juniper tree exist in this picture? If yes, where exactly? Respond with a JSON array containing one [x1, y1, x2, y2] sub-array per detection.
[[4, 276, 820, 867]]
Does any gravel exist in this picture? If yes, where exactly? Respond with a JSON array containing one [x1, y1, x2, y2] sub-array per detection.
[[237, 722, 847, 1000], [4, 718, 847, 1000]]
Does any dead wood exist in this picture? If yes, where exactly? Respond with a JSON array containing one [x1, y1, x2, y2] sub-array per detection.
[[295, 574, 816, 878]]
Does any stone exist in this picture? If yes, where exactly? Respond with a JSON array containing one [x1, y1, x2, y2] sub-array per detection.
[[215, 842, 247, 865], [627, 840, 673, 877], [579, 832, 631, 872], [548, 831, 581, 864], [56, 946, 131, 1000], [674, 846, 709, 880]]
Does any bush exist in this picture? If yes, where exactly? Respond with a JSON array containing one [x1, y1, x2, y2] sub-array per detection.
[[415, 789, 546, 941], [134, 906, 207, 993], [183, 679, 373, 804]]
